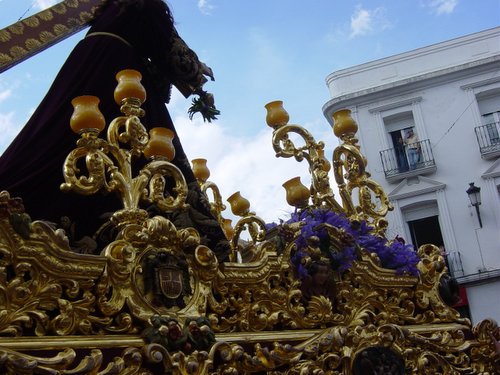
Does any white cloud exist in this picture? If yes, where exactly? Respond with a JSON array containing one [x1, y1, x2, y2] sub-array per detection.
[[0, 88, 12, 103], [174, 114, 300, 224], [324, 26, 346, 45], [0, 111, 22, 153], [349, 5, 391, 39], [171, 95, 342, 227], [164, 82, 345, 227], [350, 7, 372, 38], [34, 0, 58, 10], [197, 0, 215, 15], [427, 0, 458, 15]]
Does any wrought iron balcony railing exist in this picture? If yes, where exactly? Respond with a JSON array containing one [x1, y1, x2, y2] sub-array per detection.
[[448, 250, 500, 286], [446, 251, 464, 279], [474, 122, 500, 159], [379, 139, 436, 181]]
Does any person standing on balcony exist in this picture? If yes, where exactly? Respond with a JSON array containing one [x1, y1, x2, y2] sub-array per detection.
[[395, 135, 409, 172], [405, 128, 420, 170]]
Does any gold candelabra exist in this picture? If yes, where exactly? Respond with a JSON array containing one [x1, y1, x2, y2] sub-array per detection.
[[187, 100, 393, 262], [265, 100, 344, 213], [191, 159, 266, 262], [265, 100, 392, 232], [60, 69, 188, 230]]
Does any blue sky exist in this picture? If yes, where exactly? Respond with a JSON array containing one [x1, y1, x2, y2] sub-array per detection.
[[1, 0, 499, 225]]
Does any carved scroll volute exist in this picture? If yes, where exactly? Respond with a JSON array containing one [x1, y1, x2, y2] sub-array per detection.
[[97, 240, 136, 317], [332, 143, 362, 217], [194, 245, 219, 281], [415, 244, 462, 323]]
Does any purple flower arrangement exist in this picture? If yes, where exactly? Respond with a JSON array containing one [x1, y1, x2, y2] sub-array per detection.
[[285, 208, 420, 278]]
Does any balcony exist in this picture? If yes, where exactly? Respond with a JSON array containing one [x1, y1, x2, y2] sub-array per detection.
[[447, 250, 500, 286], [379, 139, 436, 183], [446, 251, 464, 278], [474, 122, 500, 159]]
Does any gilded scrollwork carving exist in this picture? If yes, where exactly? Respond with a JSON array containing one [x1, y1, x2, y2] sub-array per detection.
[[200, 180, 226, 227], [271, 121, 344, 214], [415, 244, 465, 324], [1, 78, 499, 374], [229, 214, 267, 262], [333, 138, 392, 232]]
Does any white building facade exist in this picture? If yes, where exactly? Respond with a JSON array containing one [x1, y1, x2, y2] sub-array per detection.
[[323, 27, 500, 324]]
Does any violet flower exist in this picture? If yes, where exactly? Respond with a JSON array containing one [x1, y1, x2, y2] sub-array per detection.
[[286, 208, 420, 277]]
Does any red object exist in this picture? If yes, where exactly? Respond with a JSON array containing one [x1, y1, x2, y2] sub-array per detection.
[[452, 287, 469, 308]]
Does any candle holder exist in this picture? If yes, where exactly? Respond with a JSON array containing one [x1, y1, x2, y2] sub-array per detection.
[[143, 128, 175, 161], [226, 191, 266, 263], [114, 69, 147, 104], [192, 158, 210, 183], [61, 69, 188, 230], [227, 191, 250, 217], [282, 176, 310, 209], [222, 218, 234, 240], [69, 95, 106, 134], [265, 100, 289, 128], [192, 159, 227, 232]]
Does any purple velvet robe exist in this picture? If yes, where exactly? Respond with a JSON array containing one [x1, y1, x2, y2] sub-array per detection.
[[0, 0, 228, 257]]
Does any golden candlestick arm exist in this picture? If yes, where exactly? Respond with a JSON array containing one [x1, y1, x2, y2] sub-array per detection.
[[192, 158, 229, 237], [331, 110, 392, 231], [226, 191, 267, 262]]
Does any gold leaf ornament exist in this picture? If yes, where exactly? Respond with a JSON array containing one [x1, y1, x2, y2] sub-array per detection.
[[25, 38, 42, 50], [0, 29, 12, 42], [53, 24, 70, 35], [39, 31, 55, 43], [9, 46, 27, 58], [8, 23, 24, 35], [22, 17, 40, 28], [38, 10, 54, 21]]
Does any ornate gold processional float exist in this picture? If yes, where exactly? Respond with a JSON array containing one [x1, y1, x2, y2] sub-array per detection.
[[0, 66, 499, 374]]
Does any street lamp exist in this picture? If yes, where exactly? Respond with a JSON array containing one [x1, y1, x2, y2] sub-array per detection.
[[466, 182, 482, 228]]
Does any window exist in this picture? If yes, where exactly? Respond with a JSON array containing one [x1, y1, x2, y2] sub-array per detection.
[[481, 111, 500, 144], [407, 215, 443, 249], [384, 112, 421, 171], [477, 90, 500, 146]]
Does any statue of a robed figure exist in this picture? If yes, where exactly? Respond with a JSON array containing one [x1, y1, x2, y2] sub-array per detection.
[[0, 0, 229, 257]]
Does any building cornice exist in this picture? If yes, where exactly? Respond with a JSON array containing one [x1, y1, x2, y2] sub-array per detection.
[[368, 96, 422, 113], [460, 75, 500, 90], [325, 27, 500, 86], [323, 55, 500, 123]]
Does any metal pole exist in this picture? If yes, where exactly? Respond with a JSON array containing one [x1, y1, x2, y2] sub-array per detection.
[[474, 204, 483, 228]]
